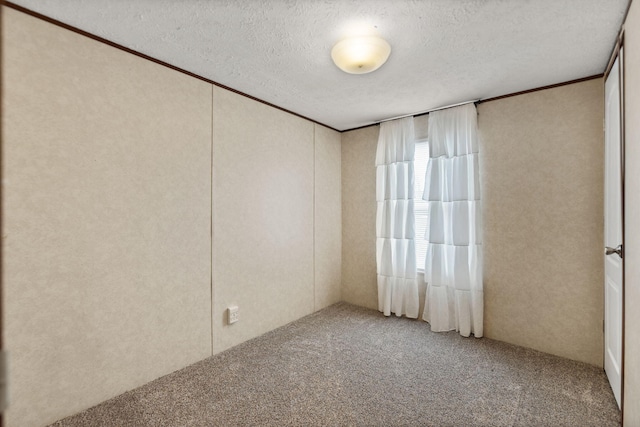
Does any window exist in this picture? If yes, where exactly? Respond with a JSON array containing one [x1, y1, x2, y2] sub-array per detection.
[[414, 141, 429, 271]]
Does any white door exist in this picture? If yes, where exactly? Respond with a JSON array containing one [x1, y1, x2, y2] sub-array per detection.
[[604, 51, 623, 409]]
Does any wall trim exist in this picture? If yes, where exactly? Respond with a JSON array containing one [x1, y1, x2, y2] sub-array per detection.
[[341, 74, 603, 133], [476, 74, 604, 104]]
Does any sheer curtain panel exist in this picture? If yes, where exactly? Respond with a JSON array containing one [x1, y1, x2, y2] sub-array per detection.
[[376, 117, 419, 318], [422, 103, 483, 337]]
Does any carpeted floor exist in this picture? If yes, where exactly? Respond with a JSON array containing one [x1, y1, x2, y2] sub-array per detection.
[[51, 302, 620, 426]]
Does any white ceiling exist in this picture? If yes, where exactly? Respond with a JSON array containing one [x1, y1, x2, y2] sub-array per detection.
[[10, 0, 629, 131]]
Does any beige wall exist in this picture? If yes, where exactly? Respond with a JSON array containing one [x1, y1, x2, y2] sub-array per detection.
[[341, 126, 379, 310], [211, 90, 341, 355], [211, 87, 328, 353], [314, 125, 343, 310], [3, 6, 342, 426], [341, 80, 604, 366], [623, 0, 640, 424], [479, 79, 604, 366], [2, 8, 213, 426]]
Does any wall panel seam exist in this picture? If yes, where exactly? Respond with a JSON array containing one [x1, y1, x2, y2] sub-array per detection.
[[313, 125, 317, 312], [210, 84, 215, 356]]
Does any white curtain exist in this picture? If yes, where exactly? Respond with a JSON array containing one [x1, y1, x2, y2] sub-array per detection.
[[376, 117, 420, 318], [422, 103, 483, 337]]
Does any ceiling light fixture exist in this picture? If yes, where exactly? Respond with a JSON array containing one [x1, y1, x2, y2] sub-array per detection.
[[331, 35, 391, 74]]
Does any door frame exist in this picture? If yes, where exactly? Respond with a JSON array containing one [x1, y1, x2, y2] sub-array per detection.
[[604, 32, 625, 422]]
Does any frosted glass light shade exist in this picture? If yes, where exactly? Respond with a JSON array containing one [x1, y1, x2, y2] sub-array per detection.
[[331, 36, 391, 74]]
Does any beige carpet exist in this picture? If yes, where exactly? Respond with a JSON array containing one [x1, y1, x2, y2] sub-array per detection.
[[51, 302, 620, 426]]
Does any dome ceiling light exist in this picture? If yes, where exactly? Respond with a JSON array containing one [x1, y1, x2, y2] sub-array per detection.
[[331, 35, 391, 74]]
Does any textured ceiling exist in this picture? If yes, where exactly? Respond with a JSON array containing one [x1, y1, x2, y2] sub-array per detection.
[[9, 0, 629, 131]]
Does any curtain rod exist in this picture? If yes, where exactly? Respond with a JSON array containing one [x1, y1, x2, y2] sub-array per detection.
[[378, 99, 480, 124]]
